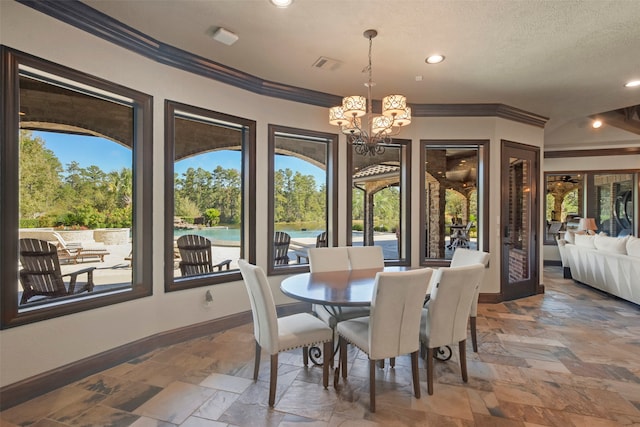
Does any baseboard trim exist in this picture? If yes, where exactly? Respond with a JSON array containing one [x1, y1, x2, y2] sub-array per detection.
[[0, 302, 309, 410]]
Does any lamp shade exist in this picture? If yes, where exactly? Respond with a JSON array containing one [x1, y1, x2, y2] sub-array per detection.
[[342, 96, 367, 118], [382, 94, 407, 117], [392, 107, 412, 127], [578, 218, 597, 232], [329, 106, 348, 126]]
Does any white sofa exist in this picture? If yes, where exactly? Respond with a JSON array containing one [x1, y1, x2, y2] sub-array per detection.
[[557, 233, 640, 305]]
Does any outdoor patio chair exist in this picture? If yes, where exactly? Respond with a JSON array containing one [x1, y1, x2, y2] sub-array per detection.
[[273, 231, 291, 265], [19, 238, 95, 305], [52, 231, 110, 263], [176, 234, 231, 276]]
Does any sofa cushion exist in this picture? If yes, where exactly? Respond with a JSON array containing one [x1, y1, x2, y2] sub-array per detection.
[[564, 230, 585, 244], [594, 235, 628, 255], [627, 235, 640, 258], [574, 233, 596, 249]]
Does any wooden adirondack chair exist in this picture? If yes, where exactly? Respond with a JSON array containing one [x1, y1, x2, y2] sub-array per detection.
[[273, 231, 291, 265], [176, 234, 231, 276], [19, 238, 95, 304]]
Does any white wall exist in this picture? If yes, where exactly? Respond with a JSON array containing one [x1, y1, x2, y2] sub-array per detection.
[[0, 1, 544, 387]]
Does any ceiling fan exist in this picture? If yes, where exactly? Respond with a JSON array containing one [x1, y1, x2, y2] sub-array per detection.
[[551, 175, 579, 184]]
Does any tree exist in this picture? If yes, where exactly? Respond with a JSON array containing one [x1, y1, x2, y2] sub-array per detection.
[[19, 130, 63, 219]]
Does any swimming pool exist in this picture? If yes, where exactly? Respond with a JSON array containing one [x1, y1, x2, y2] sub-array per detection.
[[174, 227, 326, 243]]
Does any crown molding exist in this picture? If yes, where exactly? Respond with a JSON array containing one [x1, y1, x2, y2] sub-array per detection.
[[545, 147, 640, 158], [17, 0, 547, 127]]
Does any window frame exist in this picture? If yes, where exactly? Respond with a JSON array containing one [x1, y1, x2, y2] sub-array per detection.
[[419, 139, 490, 266], [164, 100, 256, 291], [346, 138, 411, 265], [0, 47, 153, 329], [267, 124, 338, 276]]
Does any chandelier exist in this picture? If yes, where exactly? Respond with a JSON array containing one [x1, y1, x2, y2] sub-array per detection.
[[329, 29, 411, 156]]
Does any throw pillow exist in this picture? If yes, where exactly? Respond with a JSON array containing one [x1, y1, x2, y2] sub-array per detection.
[[563, 230, 585, 244], [574, 233, 596, 249], [594, 235, 628, 255], [627, 235, 640, 258]]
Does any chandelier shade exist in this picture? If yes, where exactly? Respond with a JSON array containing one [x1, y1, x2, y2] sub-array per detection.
[[328, 29, 410, 156]]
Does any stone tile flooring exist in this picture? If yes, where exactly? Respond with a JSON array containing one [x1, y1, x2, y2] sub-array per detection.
[[2, 266, 639, 426]]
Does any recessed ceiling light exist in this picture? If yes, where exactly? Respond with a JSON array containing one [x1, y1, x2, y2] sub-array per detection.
[[624, 80, 640, 88], [269, 0, 293, 7], [592, 119, 603, 129], [426, 54, 445, 64]]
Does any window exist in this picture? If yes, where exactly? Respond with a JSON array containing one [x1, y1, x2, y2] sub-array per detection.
[[545, 171, 637, 240], [165, 101, 256, 291], [420, 140, 489, 264], [544, 173, 583, 243], [1, 47, 152, 328], [587, 172, 635, 237], [347, 139, 411, 264], [267, 125, 337, 274]]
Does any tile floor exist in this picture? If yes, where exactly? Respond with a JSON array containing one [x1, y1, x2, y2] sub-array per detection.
[[2, 266, 639, 426]]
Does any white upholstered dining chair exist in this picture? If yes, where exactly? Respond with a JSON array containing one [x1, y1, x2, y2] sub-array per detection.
[[450, 248, 490, 352], [420, 263, 485, 395], [238, 259, 333, 406], [336, 267, 434, 412], [346, 245, 384, 270]]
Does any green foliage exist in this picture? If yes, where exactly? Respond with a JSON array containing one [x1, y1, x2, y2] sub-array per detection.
[[204, 208, 221, 226], [352, 222, 364, 231], [19, 131, 133, 229], [175, 196, 201, 218]]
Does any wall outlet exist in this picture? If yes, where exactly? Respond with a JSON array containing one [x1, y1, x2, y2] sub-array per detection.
[[204, 290, 213, 307]]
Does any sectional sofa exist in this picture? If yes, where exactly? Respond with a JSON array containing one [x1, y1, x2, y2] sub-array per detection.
[[557, 233, 640, 306]]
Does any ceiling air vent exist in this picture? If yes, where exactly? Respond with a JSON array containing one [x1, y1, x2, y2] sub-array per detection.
[[312, 57, 341, 71]]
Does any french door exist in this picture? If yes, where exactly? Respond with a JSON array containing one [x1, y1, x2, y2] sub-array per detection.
[[501, 141, 541, 300]]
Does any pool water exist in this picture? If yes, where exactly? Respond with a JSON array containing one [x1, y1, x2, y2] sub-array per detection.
[[174, 227, 325, 242]]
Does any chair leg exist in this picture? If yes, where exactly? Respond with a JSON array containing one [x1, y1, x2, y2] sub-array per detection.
[[269, 353, 278, 407], [323, 341, 331, 389], [369, 359, 376, 412], [303, 346, 309, 366], [390, 357, 396, 368], [459, 340, 468, 382], [340, 336, 348, 379], [253, 341, 261, 380], [411, 351, 420, 398], [470, 316, 478, 352], [427, 347, 434, 395]]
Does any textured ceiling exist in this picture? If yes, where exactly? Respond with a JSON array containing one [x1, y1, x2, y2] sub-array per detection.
[[82, 0, 640, 149]]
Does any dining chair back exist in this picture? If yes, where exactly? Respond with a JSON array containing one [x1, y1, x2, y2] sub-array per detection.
[[420, 263, 484, 394], [238, 259, 332, 406], [308, 247, 350, 272], [347, 245, 384, 270], [336, 267, 434, 412], [450, 248, 490, 352]]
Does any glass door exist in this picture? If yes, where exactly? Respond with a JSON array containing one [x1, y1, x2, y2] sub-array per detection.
[[501, 141, 540, 300]]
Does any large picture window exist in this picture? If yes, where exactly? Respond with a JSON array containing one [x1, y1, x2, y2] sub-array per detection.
[[347, 139, 411, 264], [267, 125, 337, 274], [165, 101, 256, 291], [1, 47, 152, 328], [420, 140, 489, 264]]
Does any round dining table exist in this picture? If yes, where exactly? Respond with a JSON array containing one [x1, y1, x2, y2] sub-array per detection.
[[280, 266, 412, 307]]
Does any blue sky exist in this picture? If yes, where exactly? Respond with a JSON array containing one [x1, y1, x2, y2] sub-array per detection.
[[34, 131, 325, 183]]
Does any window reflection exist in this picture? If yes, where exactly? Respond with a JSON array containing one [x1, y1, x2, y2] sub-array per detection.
[[166, 101, 254, 289], [422, 144, 484, 261], [268, 125, 337, 273]]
